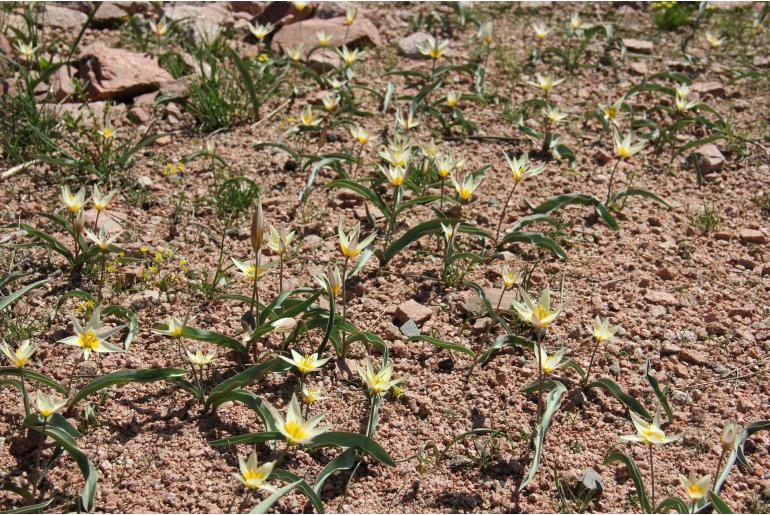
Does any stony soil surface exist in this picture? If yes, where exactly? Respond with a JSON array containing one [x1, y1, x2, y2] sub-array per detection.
[[1, 1, 769, 513]]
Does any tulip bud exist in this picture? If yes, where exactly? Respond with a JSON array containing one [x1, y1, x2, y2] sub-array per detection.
[[721, 420, 741, 451], [206, 139, 216, 157], [271, 317, 297, 333], [250, 202, 264, 252], [73, 210, 86, 233]]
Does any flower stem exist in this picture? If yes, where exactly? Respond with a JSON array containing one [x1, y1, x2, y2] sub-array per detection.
[[649, 444, 656, 509], [605, 158, 621, 205], [32, 418, 47, 499], [279, 255, 284, 293], [583, 337, 601, 389], [494, 182, 518, 244], [713, 448, 725, 490], [341, 257, 350, 357], [536, 329, 544, 422]]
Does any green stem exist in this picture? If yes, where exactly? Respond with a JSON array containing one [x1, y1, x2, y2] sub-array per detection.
[[33, 418, 47, 498], [279, 255, 284, 293], [605, 158, 621, 206], [97, 253, 106, 304], [494, 182, 518, 244], [583, 337, 601, 389], [20, 368, 29, 417], [341, 257, 350, 356], [536, 329, 544, 422], [384, 186, 400, 249], [713, 448, 725, 490], [649, 444, 656, 509]]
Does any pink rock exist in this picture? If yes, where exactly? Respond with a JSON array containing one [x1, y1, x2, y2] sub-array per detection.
[[693, 143, 725, 174], [395, 299, 433, 325], [739, 229, 766, 244], [271, 16, 382, 52], [78, 47, 173, 101], [623, 38, 654, 54], [644, 290, 678, 306]]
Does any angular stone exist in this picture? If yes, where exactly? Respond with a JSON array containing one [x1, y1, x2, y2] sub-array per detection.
[[679, 349, 708, 366], [580, 467, 604, 494], [51, 65, 79, 102], [271, 16, 382, 52], [395, 299, 432, 325], [92, 2, 130, 27], [691, 81, 725, 98], [399, 319, 421, 338], [739, 229, 766, 244], [307, 48, 342, 73], [41, 5, 88, 29], [459, 287, 516, 316], [257, 1, 317, 26], [661, 343, 681, 356], [84, 208, 126, 234], [623, 38, 654, 54], [628, 60, 648, 76], [644, 290, 678, 306], [159, 75, 191, 99], [164, 3, 230, 41], [78, 46, 173, 101], [398, 32, 431, 59], [693, 143, 725, 174]]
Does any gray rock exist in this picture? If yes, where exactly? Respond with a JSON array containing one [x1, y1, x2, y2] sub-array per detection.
[[580, 467, 604, 494], [399, 319, 421, 338]]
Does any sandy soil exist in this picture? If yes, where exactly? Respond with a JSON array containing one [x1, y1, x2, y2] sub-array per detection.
[[1, 1, 769, 513]]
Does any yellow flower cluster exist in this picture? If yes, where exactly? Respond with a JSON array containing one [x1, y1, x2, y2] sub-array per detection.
[[162, 162, 186, 176]]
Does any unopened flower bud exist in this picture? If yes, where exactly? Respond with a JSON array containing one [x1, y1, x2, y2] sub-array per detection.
[[271, 317, 297, 333], [73, 210, 86, 233], [250, 201, 264, 252], [721, 420, 741, 451]]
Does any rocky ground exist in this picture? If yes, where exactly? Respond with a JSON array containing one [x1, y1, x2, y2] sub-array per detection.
[[1, 1, 769, 514]]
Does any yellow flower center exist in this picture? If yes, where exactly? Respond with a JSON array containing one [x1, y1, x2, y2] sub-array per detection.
[[641, 423, 665, 444], [429, 49, 442, 59], [370, 374, 389, 393], [39, 408, 53, 417], [542, 360, 557, 374], [532, 305, 553, 327], [460, 188, 472, 200], [296, 354, 316, 374], [447, 98, 457, 107], [605, 107, 617, 119], [618, 146, 631, 158], [687, 484, 705, 500], [242, 469, 266, 488], [390, 176, 404, 186], [102, 128, 113, 139], [170, 325, 183, 337], [78, 331, 100, 350], [14, 352, 28, 367], [283, 420, 308, 443], [356, 136, 368, 144]]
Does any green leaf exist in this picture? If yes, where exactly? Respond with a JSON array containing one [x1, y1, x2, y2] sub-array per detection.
[[519, 381, 566, 490], [250, 480, 303, 514], [206, 359, 288, 408], [508, 214, 562, 232], [210, 431, 284, 447], [0, 277, 48, 311], [0, 378, 29, 415], [645, 359, 672, 423], [366, 395, 381, 439], [102, 305, 138, 350], [478, 334, 534, 365], [498, 231, 567, 259], [604, 451, 651, 513], [655, 496, 689, 514], [229, 47, 260, 113], [253, 142, 300, 161], [316, 278, 336, 357], [20, 224, 74, 263], [532, 193, 618, 230], [380, 219, 461, 265], [407, 335, 476, 358], [0, 498, 55, 514], [587, 378, 651, 420], [154, 324, 247, 355], [312, 447, 357, 495], [0, 271, 24, 290], [610, 188, 671, 209], [207, 388, 277, 433], [41, 426, 97, 511], [69, 368, 188, 407], [310, 432, 394, 465], [325, 179, 390, 216], [0, 368, 67, 394], [708, 491, 733, 514], [269, 470, 324, 513], [343, 331, 389, 365]]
